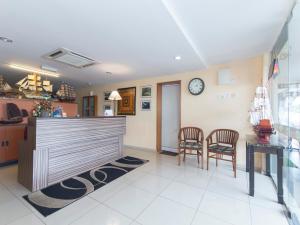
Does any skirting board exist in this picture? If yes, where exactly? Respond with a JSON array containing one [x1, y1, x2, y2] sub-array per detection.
[[124, 145, 156, 152]]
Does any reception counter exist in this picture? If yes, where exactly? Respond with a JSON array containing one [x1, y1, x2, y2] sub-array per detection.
[[18, 116, 126, 191]]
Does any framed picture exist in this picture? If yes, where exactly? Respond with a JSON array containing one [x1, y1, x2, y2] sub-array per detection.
[[103, 104, 111, 111], [117, 87, 136, 115], [141, 86, 152, 98], [141, 100, 151, 111], [103, 104, 113, 116], [104, 91, 111, 101]]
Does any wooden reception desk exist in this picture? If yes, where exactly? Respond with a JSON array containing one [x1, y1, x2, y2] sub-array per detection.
[[18, 116, 126, 191]]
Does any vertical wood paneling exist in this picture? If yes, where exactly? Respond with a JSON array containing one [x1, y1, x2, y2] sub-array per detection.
[[32, 148, 49, 191], [20, 117, 126, 191]]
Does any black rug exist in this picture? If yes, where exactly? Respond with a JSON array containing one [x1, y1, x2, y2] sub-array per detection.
[[160, 150, 178, 156], [23, 156, 148, 217]]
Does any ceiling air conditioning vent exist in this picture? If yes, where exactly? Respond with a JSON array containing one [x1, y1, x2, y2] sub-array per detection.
[[44, 48, 96, 68]]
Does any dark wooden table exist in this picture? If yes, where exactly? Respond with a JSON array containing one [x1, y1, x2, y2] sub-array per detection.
[[246, 134, 284, 204]]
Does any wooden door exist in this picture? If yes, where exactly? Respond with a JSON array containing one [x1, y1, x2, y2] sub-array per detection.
[[0, 127, 6, 163], [5, 126, 24, 161], [82, 96, 97, 117], [82, 96, 89, 117]]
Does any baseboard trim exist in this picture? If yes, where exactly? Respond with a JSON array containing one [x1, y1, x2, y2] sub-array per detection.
[[0, 160, 18, 167], [124, 145, 155, 152]]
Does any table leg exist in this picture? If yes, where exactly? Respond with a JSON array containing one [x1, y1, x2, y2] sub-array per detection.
[[266, 153, 271, 176], [246, 142, 249, 172], [277, 149, 284, 204], [249, 145, 255, 196]]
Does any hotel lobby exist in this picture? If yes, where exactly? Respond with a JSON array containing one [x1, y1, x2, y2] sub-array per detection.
[[0, 1, 299, 225]]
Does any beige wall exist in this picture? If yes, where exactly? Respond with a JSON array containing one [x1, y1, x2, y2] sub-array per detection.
[[77, 56, 263, 168]]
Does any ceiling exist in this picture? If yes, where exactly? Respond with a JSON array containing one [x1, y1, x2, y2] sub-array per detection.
[[0, 0, 294, 87]]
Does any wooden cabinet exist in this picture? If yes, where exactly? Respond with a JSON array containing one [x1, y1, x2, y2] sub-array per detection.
[[0, 125, 25, 165], [0, 127, 5, 164], [82, 96, 97, 117]]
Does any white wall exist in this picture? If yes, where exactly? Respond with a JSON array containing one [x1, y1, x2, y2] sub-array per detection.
[[78, 56, 263, 168]]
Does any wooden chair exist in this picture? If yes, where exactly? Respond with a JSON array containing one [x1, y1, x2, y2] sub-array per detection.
[[206, 129, 239, 177], [178, 127, 204, 168]]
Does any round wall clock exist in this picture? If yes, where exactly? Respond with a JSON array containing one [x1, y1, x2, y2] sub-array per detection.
[[188, 78, 205, 95]]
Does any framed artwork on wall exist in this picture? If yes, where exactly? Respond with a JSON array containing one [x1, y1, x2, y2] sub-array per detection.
[[141, 86, 152, 98], [141, 99, 151, 111], [103, 104, 111, 111], [117, 87, 136, 115], [104, 91, 111, 101], [103, 104, 113, 116]]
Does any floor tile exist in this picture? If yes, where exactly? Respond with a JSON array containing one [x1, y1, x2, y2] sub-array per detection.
[[0, 165, 19, 186], [160, 181, 205, 208], [89, 178, 129, 203], [7, 214, 44, 225], [0, 197, 31, 225], [6, 183, 31, 199], [147, 164, 183, 179], [198, 192, 251, 225], [122, 169, 149, 183], [37, 196, 99, 225], [0, 183, 16, 204], [174, 168, 212, 189], [249, 188, 282, 210], [250, 204, 289, 225], [130, 222, 142, 225], [70, 204, 132, 225], [192, 212, 233, 225], [207, 176, 249, 202], [131, 174, 171, 195], [0, 149, 289, 225], [136, 197, 195, 225], [212, 166, 247, 185], [104, 185, 156, 219]]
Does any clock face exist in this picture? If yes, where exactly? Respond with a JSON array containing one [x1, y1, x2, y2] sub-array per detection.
[[188, 78, 205, 95]]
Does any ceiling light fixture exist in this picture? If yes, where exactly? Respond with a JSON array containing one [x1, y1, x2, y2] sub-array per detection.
[[9, 64, 60, 77], [175, 56, 181, 60], [41, 65, 58, 73], [0, 37, 13, 43]]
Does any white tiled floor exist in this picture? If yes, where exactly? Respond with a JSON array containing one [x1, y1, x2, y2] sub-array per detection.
[[0, 148, 289, 225]]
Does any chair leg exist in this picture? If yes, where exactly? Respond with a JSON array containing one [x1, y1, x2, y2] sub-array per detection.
[[216, 153, 218, 167], [233, 155, 237, 178], [207, 150, 209, 170], [197, 150, 200, 165], [183, 149, 186, 162], [178, 148, 181, 166], [201, 150, 204, 169]]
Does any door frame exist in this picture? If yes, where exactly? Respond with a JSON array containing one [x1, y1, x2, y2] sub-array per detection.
[[156, 80, 181, 152]]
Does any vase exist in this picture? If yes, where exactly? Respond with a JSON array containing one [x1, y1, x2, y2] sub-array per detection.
[[41, 111, 50, 118]]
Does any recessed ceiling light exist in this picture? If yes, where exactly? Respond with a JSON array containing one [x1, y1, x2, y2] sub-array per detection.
[[175, 56, 181, 60], [0, 37, 13, 43]]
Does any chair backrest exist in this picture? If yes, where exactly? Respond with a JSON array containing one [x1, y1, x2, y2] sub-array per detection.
[[214, 129, 239, 146], [179, 127, 203, 142]]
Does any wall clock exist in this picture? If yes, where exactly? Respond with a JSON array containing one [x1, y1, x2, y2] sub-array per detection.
[[188, 78, 205, 95]]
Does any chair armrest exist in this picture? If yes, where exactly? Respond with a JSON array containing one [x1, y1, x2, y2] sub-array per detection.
[[178, 130, 183, 142], [206, 130, 215, 144], [199, 130, 204, 144], [232, 133, 239, 150]]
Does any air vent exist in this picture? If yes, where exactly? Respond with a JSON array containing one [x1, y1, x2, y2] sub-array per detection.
[[44, 48, 97, 68]]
